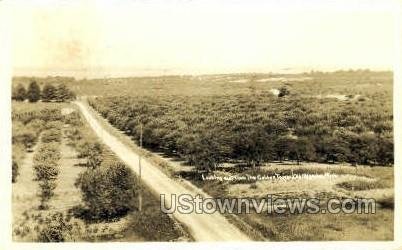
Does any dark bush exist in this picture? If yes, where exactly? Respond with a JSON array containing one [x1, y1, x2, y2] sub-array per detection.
[[41, 129, 62, 143], [76, 141, 102, 158], [129, 209, 182, 241], [75, 161, 138, 220], [12, 160, 19, 183], [37, 213, 73, 242]]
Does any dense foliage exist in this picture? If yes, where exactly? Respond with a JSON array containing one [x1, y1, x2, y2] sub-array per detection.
[[12, 81, 75, 102], [27, 81, 41, 102], [33, 120, 62, 209], [75, 161, 138, 220], [89, 72, 393, 171], [12, 160, 19, 183]]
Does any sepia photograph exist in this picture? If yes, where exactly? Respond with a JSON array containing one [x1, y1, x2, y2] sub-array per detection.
[[1, 0, 401, 249]]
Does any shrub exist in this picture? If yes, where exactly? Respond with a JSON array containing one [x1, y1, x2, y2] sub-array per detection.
[[278, 86, 290, 97], [45, 120, 63, 130], [26, 119, 45, 132], [34, 143, 61, 163], [77, 141, 102, 158], [38, 180, 57, 210], [33, 161, 59, 181], [33, 142, 60, 209], [86, 152, 103, 169], [37, 213, 73, 242], [64, 112, 82, 126], [76, 141, 103, 168], [129, 209, 182, 241], [12, 160, 19, 183], [75, 161, 137, 220], [65, 128, 82, 143], [41, 129, 62, 143], [12, 130, 37, 148]]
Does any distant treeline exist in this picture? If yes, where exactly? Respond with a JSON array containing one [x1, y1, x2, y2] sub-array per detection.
[[12, 81, 75, 102], [89, 93, 393, 171]]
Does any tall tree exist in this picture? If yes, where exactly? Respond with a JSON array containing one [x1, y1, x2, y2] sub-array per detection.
[[26, 81, 41, 102], [55, 84, 74, 102], [41, 83, 56, 102], [12, 84, 27, 101]]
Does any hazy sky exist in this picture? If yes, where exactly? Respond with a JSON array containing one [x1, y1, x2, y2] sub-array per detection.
[[9, 0, 399, 78]]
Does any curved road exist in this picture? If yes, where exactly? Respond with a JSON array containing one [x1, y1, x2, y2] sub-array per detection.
[[74, 100, 250, 241]]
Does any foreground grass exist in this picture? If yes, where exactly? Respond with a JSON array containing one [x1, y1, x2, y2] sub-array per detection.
[[242, 208, 393, 241], [196, 163, 394, 241]]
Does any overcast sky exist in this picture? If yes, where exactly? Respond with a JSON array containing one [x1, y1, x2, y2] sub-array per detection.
[[9, 0, 399, 78]]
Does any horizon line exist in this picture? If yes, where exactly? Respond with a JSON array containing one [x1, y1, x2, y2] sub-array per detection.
[[12, 67, 393, 80]]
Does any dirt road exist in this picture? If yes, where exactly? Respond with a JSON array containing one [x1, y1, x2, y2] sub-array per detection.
[[74, 100, 250, 241]]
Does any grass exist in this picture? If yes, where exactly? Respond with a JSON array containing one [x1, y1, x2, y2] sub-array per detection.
[[241, 208, 393, 241], [337, 179, 387, 191], [12, 100, 68, 114]]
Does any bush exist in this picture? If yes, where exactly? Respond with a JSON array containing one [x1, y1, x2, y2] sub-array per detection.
[[75, 161, 137, 220], [129, 209, 182, 241], [41, 129, 62, 143], [26, 119, 45, 132], [45, 120, 63, 130], [38, 180, 57, 210], [12, 130, 37, 148], [64, 112, 82, 126], [34, 143, 61, 163], [86, 152, 103, 169], [33, 142, 60, 209], [77, 141, 102, 158], [33, 161, 59, 182], [12, 160, 19, 183], [12, 121, 39, 148], [278, 86, 290, 97], [37, 212, 73, 242], [65, 128, 82, 142]]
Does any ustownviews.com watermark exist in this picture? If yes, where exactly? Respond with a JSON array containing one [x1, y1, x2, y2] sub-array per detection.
[[160, 194, 376, 215]]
